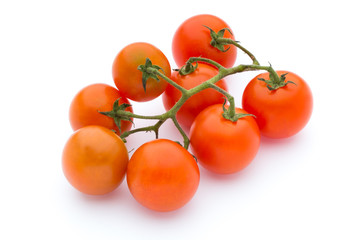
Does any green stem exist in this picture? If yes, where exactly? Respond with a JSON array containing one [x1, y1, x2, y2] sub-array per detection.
[[225, 64, 279, 82], [116, 109, 163, 120], [207, 83, 236, 117], [156, 70, 187, 93], [114, 59, 279, 148], [120, 119, 165, 140], [171, 117, 190, 149], [187, 56, 225, 70], [218, 38, 260, 65]]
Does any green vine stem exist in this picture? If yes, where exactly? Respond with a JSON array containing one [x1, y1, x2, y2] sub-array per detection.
[[104, 37, 282, 149], [110, 63, 279, 149], [218, 38, 260, 65]]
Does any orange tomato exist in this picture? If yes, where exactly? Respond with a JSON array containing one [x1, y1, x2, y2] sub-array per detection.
[[112, 42, 171, 102], [62, 126, 129, 195], [242, 71, 313, 138], [172, 14, 237, 68], [127, 139, 200, 212], [69, 83, 133, 135], [190, 104, 260, 174]]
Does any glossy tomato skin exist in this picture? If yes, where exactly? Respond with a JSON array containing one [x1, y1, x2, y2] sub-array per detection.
[[69, 83, 133, 135], [172, 14, 237, 68], [162, 63, 228, 132], [112, 42, 171, 102], [190, 104, 260, 174], [62, 126, 129, 195], [242, 71, 313, 138], [127, 139, 200, 212]]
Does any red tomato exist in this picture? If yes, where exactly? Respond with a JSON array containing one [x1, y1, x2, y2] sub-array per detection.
[[112, 42, 171, 102], [69, 83, 133, 135], [162, 63, 228, 132], [127, 139, 200, 212], [62, 126, 129, 195], [190, 104, 260, 174], [242, 71, 313, 138], [172, 14, 237, 68]]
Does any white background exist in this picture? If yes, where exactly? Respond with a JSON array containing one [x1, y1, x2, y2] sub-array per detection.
[[1, 0, 359, 239]]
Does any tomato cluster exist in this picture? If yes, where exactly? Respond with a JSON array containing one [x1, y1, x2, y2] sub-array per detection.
[[62, 14, 313, 212]]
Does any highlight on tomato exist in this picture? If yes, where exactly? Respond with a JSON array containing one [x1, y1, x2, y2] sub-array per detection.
[[162, 63, 228, 132], [112, 42, 171, 102], [69, 83, 133, 135], [62, 125, 129, 195], [172, 14, 237, 68], [242, 70, 313, 138], [190, 104, 260, 174], [126, 139, 200, 212]]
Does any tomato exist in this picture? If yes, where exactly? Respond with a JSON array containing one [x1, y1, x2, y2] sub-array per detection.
[[69, 83, 133, 135], [112, 42, 171, 102], [127, 139, 200, 212], [172, 14, 237, 68], [62, 126, 129, 195], [242, 71, 313, 138], [190, 104, 260, 174], [162, 63, 227, 132]]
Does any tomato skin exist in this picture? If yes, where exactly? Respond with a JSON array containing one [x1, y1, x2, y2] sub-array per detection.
[[62, 126, 129, 195], [112, 42, 171, 102], [69, 83, 133, 135], [242, 71, 313, 138], [190, 104, 260, 174], [162, 63, 228, 132], [127, 139, 200, 212], [172, 14, 237, 68]]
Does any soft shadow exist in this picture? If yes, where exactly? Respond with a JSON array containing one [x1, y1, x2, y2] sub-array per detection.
[[198, 164, 254, 183], [78, 183, 127, 203]]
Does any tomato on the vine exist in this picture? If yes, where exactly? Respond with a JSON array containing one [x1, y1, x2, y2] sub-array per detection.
[[172, 14, 237, 68], [112, 42, 171, 102], [242, 71, 313, 138], [69, 83, 133, 135], [126, 139, 200, 212], [190, 104, 260, 174], [62, 126, 129, 195], [162, 63, 227, 132]]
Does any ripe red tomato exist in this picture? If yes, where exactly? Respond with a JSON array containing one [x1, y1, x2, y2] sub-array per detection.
[[69, 83, 133, 135], [127, 139, 200, 212], [190, 104, 260, 174], [112, 42, 171, 102], [242, 71, 313, 138], [162, 63, 228, 132], [172, 14, 237, 68], [62, 126, 129, 195]]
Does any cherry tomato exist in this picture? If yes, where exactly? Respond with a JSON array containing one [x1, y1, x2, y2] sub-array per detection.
[[190, 104, 260, 174], [172, 14, 237, 68], [127, 139, 200, 212], [162, 63, 228, 132], [242, 71, 313, 138], [112, 42, 171, 102], [62, 126, 129, 195], [69, 83, 133, 135]]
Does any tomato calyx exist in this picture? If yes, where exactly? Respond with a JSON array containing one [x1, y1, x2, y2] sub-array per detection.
[[221, 100, 255, 122], [174, 61, 198, 76], [258, 72, 296, 91], [137, 58, 165, 92], [99, 98, 134, 134], [203, 26, 234, 52]]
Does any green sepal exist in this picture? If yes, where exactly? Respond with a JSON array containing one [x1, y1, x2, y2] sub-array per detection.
[[221, 99, 255, 122], [203, 25, 233, 52], [175, 61, 198, 76], [258, 72, 297, 91], [137, 58, 164, 92], [99, 98, 134, 134]]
